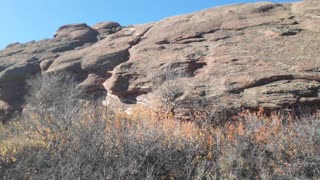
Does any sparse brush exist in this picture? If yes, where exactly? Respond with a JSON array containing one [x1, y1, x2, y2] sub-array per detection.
[[0, 73, 319, 179]]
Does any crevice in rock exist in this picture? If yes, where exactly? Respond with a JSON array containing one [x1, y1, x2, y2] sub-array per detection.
[[252, 3, 282, 13], [304, 68, 320, 72], [230, 74, 320, 94], [234, 22, 278, 31], [280, 28, 303, 36], [186, 61, 207, 76], [0, 49, 24, 58], [155, 39, 170, 45], [50, 40, 83, 53], [156, 29, 220, 45], [229, 75, 295, 94], [108, 73, 149, 104], [184, 53, 208, 77], [212, 36, 231, 41], [171, 32, 204, 43], [173, 38, 206, 44], [119, 90, 148, 104]]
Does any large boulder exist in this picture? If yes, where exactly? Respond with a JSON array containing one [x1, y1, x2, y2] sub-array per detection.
[[92, 21, 122, 39], [54, 23, 99, 43]]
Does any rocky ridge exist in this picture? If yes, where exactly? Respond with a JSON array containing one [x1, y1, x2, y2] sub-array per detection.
[[1, 0, 320, 120]]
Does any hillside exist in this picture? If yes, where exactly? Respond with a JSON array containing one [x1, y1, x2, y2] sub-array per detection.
[[0, 0, 319, 179]]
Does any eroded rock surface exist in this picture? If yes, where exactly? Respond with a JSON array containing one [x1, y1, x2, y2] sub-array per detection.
[[1, 0, 320, 121]]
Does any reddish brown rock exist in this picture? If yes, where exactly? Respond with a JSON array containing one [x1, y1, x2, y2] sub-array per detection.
[[1, 0, 320, 120], [102, 1, 320, 115]]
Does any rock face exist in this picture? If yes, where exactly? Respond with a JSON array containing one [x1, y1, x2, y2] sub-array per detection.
[[1, 0, 320, 121]]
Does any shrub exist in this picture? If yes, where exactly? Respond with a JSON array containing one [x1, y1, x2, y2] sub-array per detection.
[[0, 73, 212, 179], [0, 73, 319, 179], [211, 111, 320, 179], [151, 64, 187, 112]]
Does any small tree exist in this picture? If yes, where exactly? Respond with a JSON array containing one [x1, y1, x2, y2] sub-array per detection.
[[152, 64, 186, 112]]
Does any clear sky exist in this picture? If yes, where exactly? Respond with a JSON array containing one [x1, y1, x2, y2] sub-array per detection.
[[0, 0, 299, 50]]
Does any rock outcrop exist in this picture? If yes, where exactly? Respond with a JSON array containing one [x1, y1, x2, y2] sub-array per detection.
[[1, 0, 320, 121], [92, 21, 122, 40], [54, 23, 99, 43]]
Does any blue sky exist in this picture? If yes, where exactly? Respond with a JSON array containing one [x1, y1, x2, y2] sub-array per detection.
[[0, 0, 298, 50]]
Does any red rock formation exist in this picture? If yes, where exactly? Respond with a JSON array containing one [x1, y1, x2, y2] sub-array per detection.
[[1, 0, 320, 120]]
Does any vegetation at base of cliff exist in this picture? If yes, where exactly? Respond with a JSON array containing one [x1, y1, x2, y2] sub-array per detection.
[[0, 74, 319, 179]]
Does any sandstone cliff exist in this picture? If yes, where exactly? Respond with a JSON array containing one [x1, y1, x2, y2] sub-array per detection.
[[1, 0, 320, 120]]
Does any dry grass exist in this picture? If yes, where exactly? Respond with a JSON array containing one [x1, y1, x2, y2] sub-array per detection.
[[1, 107, 319, 179], [0, 106, 213, 179], [0, 74, 319, 179]]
